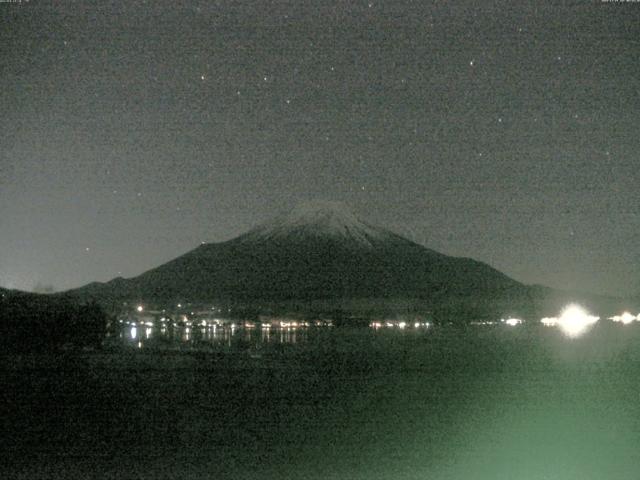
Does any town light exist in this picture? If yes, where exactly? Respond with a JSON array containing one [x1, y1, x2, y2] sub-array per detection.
[[557, 304, 599, 338], [540, 317, 558, 326], [610, 312, 636, 325]]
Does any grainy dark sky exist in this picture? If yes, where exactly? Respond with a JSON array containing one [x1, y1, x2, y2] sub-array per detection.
[[1, 0, 638, 296]]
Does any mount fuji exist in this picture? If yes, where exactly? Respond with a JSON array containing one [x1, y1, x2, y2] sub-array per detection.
[[67, 201, 544, 319], [243, 200, 396, 247]]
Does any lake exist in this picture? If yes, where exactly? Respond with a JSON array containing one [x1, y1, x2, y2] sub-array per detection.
[[3, 322, 640, 479]]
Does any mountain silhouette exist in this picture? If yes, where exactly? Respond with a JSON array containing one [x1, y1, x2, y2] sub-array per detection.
[[66, 201, 632, 320]]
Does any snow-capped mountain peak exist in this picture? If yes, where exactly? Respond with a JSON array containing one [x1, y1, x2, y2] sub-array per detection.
[[244, 200, 388, 246]]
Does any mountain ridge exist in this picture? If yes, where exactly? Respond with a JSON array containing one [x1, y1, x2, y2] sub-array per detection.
[[63, 202, 636, 321], [240, 200, 394, 247]]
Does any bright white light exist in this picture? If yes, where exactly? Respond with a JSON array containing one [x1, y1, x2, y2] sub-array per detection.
[[540, 317, 558, 326], [610, 312, 636, 325], [620, 313, 635, 325], [136, 305, 143, 313], [130, 326, 137, 340], [557, 304, 599, 337], [398, 322, 407, 329], [504, 318, 522, 326]]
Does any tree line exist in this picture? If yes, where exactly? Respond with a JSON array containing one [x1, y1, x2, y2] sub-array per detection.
[[0, 291, 107, 352]]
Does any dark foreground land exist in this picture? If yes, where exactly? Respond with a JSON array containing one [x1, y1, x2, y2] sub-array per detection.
[[3, 325, 640, 479]]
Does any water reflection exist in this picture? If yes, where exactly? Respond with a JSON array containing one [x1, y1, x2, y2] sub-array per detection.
[[261, 326, 270, 342], [117, 321, 315, 350], [110, 308, 640, 354], [115, 316, 441, 351], [279, 328, 297, 344]]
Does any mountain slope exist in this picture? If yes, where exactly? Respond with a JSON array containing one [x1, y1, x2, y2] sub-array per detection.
[[67, 201, 534, 317]]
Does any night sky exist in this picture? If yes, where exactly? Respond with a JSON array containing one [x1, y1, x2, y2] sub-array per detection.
[[1, 1, 639, 296]]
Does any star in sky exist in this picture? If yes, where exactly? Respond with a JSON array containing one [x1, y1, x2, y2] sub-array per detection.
[[1, 1, 638, 297]]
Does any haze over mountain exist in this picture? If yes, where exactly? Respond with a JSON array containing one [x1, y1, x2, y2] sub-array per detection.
[[67, 201, 633, 320]]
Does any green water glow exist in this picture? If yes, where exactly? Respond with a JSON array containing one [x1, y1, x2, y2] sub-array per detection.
[[4, 324, 640, 479]]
